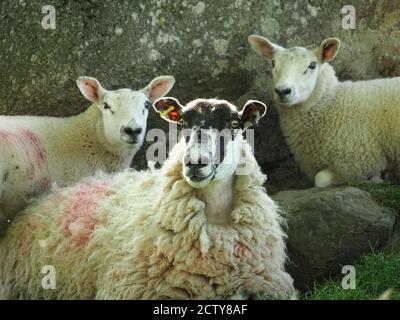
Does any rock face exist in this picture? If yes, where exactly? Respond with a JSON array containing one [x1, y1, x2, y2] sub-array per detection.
[[273, 187, 397, 290], [1, 1, 399, 190]]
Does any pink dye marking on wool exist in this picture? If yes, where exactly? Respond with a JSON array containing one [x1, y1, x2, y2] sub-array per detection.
[[20, 129, 47, 165], [234, 242, 249, 259], [61, 181, 112, 248], [19, 129, 48, 178], [0, 130, 15, 145], [0, 128, 49, 180]]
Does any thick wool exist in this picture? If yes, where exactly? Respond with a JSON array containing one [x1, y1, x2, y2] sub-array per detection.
[[0, 140, 294, 300], [279, 64, 400, 185], [0, 106, 137, 232]]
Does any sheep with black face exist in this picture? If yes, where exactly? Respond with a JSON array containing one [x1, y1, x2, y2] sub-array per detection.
[[0, 98, 294, 300], [154, 98, 271, 224]]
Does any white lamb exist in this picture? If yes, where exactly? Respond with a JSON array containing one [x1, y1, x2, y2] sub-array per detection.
[[0, 97, 295, 300], [248, 35, 400, 187], [0, 75, 175, 234]]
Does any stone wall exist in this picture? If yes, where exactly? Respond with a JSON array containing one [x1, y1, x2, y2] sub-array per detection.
[[1, 0, 399, 191]]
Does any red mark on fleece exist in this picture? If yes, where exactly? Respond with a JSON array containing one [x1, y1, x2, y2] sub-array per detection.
[[21, 129, 47, 164], [19, 129, 48, 178], [234, 242, 249, 259], [0, 130, 13, 143], [0, 128, 49, 181], [61, 181, 111, 248]]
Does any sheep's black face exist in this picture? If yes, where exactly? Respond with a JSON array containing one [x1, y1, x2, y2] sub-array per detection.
[[179, 101, 242, 131], [154, 98, 267, 189], [178, 100, 243, 188]]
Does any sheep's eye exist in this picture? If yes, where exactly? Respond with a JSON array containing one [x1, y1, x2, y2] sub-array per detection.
[[308, 62, 317, 70], [271, 60, 275, 68], [230, 119, 241, 128], [179, 119, 187, 127], [103, 103, 115, 114], [144, 101, 151, 109]]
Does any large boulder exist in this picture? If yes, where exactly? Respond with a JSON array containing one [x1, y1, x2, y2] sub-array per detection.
[[273, 187, 397, 290], [1, 1, 399, 191]]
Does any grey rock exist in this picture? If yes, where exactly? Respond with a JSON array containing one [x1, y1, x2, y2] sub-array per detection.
[[273, 187, 397, 290], [0, 1, 399, 191]]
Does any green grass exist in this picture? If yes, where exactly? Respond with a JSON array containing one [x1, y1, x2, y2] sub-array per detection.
[[304, 252, 400, 300], [303, 182, 400, 300], [355, 181, 400, 212]]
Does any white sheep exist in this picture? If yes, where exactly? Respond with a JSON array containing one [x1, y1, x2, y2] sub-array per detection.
[[248, 35, 400, 187], [0, 75, 175, 234], [0, 98, 295, 300]]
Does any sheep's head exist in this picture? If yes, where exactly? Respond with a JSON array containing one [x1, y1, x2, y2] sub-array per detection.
[[248, 35, 341, 107], [153, 98, 266, 189], [76, 76, 175, 148]]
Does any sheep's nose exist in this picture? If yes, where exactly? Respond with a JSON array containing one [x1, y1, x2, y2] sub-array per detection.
[[184, 154, 209, 168], [275, 87, 293, 99], [122, 126, 142, 138]]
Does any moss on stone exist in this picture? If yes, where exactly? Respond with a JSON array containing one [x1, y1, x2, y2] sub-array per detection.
[[1, 0, 400, 189], [355, 182, 400, 213]]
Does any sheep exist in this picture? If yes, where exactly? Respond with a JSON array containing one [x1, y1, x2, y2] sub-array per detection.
[[248, 35, 400, 187], [0, 75, 175, 235], [0, 97, 295, 300]]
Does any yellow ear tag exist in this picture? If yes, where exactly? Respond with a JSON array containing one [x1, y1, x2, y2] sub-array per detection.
[[160, 105, 175, 117]]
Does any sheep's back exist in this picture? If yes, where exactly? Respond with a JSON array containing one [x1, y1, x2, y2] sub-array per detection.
[[0, 170, 150, 299], [279, 76, 400, 181]]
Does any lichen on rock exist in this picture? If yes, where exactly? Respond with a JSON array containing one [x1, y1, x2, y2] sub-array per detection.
[[0, 0, 399, 190]]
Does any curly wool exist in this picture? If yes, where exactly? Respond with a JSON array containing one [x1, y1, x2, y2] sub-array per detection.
[[279, 64, 400, 185], [0, 140, 294, 300]]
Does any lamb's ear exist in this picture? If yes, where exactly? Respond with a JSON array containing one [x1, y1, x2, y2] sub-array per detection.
[[142, 76, 176, 102], [76, 77, 108, 103], [248, 35, 284, 59], [240, 100, 267, 129], [316, 38, 341, 63], [153, 97, 184, 124]]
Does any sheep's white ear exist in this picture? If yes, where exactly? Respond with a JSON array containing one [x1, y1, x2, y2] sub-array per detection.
[[316, 38, 341, 63], [153, 97, 184, 124], [76, 77, 108, 103], [142, 76, 175, 102], [240, 100, 267, 129], [248, 35, 284, 59]]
